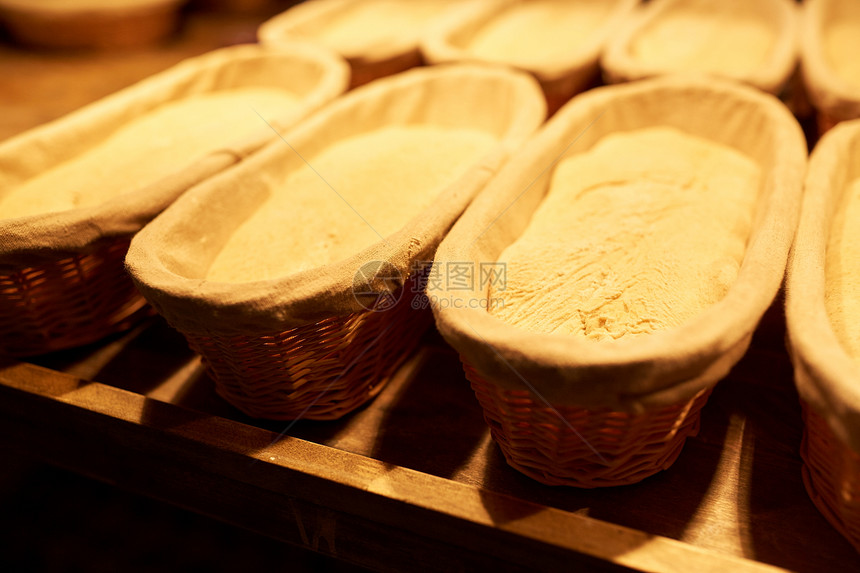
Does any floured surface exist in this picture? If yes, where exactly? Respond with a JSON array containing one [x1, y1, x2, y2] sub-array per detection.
[[464, 0, 612, 68], [206, 125, 497, 283], [490, 127, 759, 340], [825, 20, 860, 91], [629, 3, 774, 77], [826, 176, 860, 360], [310, 0, 457, 57], [0, 87, 300, 219]]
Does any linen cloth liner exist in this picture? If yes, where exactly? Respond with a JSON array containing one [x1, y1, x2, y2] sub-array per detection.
[[601, 0, 799, 95], [125, 64, 546, 335], [787, 119, 860, 454], [421, 0, 638, 101], [258, 0, 463, 87], [0, 43, 349, 266], [800, 0, 860, 124], [432, 75, 806, 412]]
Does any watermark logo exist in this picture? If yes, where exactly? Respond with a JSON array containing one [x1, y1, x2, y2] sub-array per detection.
[[352, 260, 403, 312], [406, 260, 508, 311]]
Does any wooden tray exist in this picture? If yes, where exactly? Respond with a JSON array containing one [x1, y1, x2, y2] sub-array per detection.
[[0, 296, 857, 572]]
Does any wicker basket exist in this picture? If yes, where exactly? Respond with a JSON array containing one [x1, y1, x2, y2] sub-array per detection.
[[800, 404, 860, 552], [421, 0, 637, 115], [0, 239, 149, 356], [0, 44, 348, 357], [800, 0, 860, 136], [0, 0, 185, 49], [259, 0, 465, 88], [464, 361, 713, 487], [186, 269, 432, 420], [602, 0, 799, 96], [126, 65, 546, 421], [786, 119, 860, 552], [432, 76, 806, 487]]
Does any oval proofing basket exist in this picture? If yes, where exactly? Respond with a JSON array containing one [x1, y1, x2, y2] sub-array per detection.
[[432, 76, 807, 487], [0, 43, 349, 357], [786, 119, 860, 552], [602, 0, 798, 96], [0, 0, 185, 49], [126, 64, 546, 421], [421, 0, 638, 115], [259, 0, 464, 88], [800, 0, 860, 135]]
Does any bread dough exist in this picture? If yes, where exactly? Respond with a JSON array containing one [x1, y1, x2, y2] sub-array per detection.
[[464, 0, 612, 68], [490, 127, 760, 340], [0, 87, 301, 219], [206, 125, 497, 282], [826, 176, 860, 359], [629, 1, 774, 77]]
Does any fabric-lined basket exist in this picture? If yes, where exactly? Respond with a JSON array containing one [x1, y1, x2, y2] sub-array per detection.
[[421, 0, 637, 115], [125, 64, 546, 421], [800, 0, 860, 135], [0, 43, 349, 357], [602, 0, 799, 96], [258, 0, 464, 88], [432, 76, 806, 487], [786, 119, 860, 552], [0, 0, 186, 49]]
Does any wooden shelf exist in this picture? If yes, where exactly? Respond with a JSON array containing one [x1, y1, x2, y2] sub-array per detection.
[[0, 9, 857, 572], [0, 299, 856, 572]]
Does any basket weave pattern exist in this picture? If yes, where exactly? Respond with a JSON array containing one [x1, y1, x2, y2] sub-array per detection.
[[182, 274, 433, 421], [0, 239, 147, 357], [463, 361, 711, 487], [800, 402, 860, 551]]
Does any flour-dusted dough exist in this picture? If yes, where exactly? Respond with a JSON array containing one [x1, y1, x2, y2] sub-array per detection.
[[464, 0, 613, 68], [0, 88, 300, 219], [206, 125, 497, 282], [629, 1, 775, 76], [490, 127, 760, 340]]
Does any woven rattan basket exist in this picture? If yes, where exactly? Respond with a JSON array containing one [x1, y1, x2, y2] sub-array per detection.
[[126, 64, 546, 421], [258, 0, 464, 88], [800, 0, 860, 136], [0, 0, 186, 49], [432, 76, 806, 487], [602, 0, 799, 96], [421, 0, 637, 115], [786, 119, 860, 552], [187, 269, 433, 421], [0, 44, 348, 357]]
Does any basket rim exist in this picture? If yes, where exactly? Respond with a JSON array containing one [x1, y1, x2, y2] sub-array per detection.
[[0, 42, 349, 266], [432, 74, 807, 410], [420, 0, 639, 84], [601, 0, 799, 95]]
